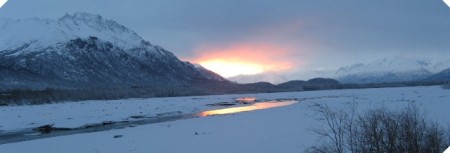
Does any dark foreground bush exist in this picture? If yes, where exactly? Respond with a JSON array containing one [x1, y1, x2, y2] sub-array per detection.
[[307, 103, 449, 153], [443, 84, 450, 89]]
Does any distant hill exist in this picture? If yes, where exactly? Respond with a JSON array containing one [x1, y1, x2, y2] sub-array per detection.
[[228, 72, 289, 84], [277, 80, 307, 89], [276, 78, 340, 91], [426, 68, 450, 81]]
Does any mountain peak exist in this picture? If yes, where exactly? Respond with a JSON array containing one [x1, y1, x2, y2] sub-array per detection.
[[0, 12, 145, 52], [59, 12, 105, 27], [0, 13, 227, 89], [58, 12, 129, 33], [60, 12, 96, 20], [61, 12, 103, 20]]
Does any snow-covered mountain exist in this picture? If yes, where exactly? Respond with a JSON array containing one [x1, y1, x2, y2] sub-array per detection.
[[228, 73, 290, 84], [223, 57, 450, 84], [330, 57, 450, 83], [0, 12, 226, 89], [0, 12, 144, 52]]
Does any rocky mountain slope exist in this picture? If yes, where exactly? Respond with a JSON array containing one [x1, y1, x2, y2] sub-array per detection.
[[426, 68, 450, 81], [0, 12, 226, 89]]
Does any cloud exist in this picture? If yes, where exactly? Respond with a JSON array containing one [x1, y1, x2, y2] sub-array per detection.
[[182, 18, 316, 77]]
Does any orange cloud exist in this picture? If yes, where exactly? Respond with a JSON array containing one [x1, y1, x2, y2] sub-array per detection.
[[187, 43, 299, 77]]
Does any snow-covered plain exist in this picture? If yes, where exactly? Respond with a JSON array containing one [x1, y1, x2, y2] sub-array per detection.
[[1, 86, 449, 152]]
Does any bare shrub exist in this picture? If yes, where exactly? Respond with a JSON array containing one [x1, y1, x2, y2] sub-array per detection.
[[443, 84, 450, 89], [307, 103, 449, 153], [307, 102, 357, 153]]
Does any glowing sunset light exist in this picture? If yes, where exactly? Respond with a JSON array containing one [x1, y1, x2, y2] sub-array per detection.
[[199, 60, 264, 77], [190, 44, 297, 78]]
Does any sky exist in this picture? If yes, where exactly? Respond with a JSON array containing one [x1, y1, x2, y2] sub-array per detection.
[[1, 0, 450, 80]]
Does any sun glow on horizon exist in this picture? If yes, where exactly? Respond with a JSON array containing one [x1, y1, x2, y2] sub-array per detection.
[[199, 60, 264, 77], [190, 43, 298, 78]]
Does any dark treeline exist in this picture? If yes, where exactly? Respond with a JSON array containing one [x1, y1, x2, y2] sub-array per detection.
[[0, 79, 448, 105]]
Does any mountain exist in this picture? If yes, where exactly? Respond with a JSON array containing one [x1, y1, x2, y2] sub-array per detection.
[[228, 72, 289, 84], [276, 78, 340, 91], [426, 68, 450, 81], [329, 57, 450, 84], [307, 78, 340, 85], [0, 12, 227, 89], [224, 56, 450, 84], [277, 80, 307, 88]]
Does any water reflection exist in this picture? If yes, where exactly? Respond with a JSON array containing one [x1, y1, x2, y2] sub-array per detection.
[[199, 100, 298, 117]]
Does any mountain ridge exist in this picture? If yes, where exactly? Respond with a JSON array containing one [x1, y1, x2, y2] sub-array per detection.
[[229, 57, 450, 84], [426, 68, 450, 81], [333, 57, 450, 83], [0, 12, 227, 89]]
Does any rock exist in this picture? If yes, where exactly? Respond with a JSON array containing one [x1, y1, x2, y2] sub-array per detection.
[[102, 121, 114, 125], [33, 124, 55, 133], [206, 102, 236, 107], [130, 115, 146, 119]]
